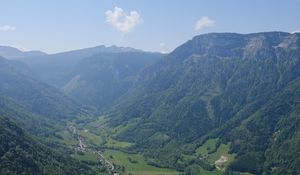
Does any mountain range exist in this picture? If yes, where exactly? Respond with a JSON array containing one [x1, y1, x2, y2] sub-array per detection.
[[98, 32, 300, 174], [0, 32, 299, 175]]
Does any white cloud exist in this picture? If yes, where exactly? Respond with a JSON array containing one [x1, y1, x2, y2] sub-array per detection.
[[105, 7, 142, 33], [0, 25, 16, 31], [159, 42, 169, 54], [194, 17, 215, 31]]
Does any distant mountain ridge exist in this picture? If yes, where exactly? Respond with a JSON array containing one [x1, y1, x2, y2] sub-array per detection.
[[21, 45, 157, 87], [0, 46, 47, 59]]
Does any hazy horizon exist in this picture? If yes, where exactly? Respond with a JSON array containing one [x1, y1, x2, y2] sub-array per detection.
[[1, 31, 299, 55], [1, 0, 299, 54]]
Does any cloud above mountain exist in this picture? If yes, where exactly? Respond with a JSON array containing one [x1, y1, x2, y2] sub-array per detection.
[[105, 7, 142, 33], [194, 17, 215, 31], [0, 25, 16, 32]]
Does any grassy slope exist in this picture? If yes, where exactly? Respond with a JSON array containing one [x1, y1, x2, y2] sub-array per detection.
[[104, 149, 178, 175], [192, 138, 235, 174]]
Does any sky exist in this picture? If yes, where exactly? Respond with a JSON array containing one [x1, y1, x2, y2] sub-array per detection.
[[0, 0, 299, 54]]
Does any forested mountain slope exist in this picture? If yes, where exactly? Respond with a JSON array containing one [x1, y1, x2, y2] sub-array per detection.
[[0, 93, 56, 135], [0, 116, 96, 175], [101, 32, 300, 174], [224, 77, 300, 174]]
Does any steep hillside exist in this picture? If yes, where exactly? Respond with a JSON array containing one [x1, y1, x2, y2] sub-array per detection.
[[0, 116, 96, 175], [225, 77, 300, 174], [99, 32, 300, 174], [0, 93, 56, 135]]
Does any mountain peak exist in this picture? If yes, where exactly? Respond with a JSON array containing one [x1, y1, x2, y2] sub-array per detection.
[[170, 31, 298, 60], [93, 45, 143, 53]]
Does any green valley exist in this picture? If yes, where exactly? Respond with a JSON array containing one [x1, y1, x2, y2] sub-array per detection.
[[1, 31, 300, 175]]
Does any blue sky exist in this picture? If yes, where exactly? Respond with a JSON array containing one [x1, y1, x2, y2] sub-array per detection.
[[0, 0, 299, 53]]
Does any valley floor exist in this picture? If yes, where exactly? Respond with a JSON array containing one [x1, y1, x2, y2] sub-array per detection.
[[48, 117, 251, 175], [51, 120, 179, 175]]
